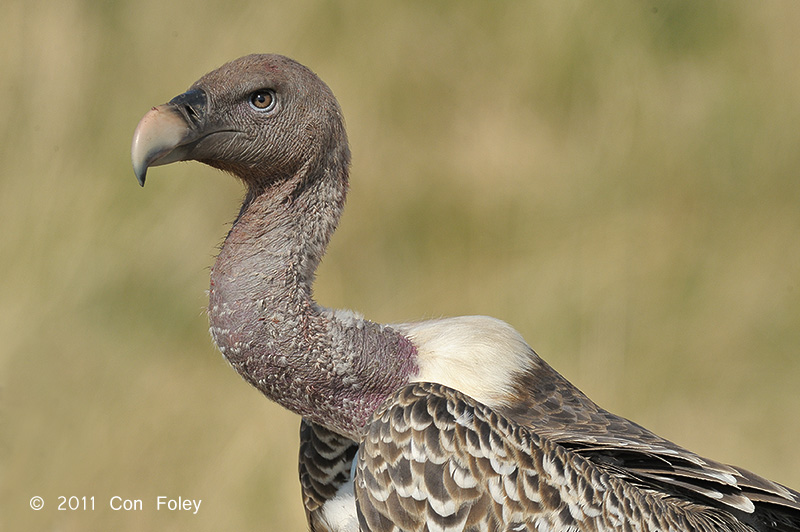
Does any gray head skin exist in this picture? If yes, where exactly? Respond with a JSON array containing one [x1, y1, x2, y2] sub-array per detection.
[[132, 54, 418, 440]]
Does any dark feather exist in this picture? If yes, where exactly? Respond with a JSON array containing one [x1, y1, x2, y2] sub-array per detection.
[[299, 418, 359, 530], [355, 382, 800, 532]]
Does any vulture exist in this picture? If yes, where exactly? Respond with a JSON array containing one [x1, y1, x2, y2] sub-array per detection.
[[131, 54, 800, 532]]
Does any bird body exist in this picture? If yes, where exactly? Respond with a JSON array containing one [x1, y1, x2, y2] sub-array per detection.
[[132, 54, 800, 531]]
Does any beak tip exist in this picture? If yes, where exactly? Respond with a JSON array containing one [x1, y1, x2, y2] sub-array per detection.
[[131, 90, 207, 188], [131, 101, 194, 189], [132, 153, 148, 186]]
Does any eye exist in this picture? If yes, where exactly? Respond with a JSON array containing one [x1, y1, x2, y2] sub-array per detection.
[[249, 89, 276, 111]]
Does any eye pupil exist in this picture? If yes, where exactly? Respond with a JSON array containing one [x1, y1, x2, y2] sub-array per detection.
[[250, 90, 274, 110]]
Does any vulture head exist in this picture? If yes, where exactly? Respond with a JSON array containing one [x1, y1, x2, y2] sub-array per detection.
[[131, 54, 349, 189]]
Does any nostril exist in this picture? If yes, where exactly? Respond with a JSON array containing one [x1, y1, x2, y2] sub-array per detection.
[[184, 104, 204, 126], [167, 89, 206, 124]]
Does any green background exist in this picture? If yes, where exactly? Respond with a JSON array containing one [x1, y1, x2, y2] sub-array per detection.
[[3, 1, 799, 530]]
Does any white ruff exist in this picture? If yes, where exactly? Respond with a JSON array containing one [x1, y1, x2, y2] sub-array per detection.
[[396, 315, 534, 410]]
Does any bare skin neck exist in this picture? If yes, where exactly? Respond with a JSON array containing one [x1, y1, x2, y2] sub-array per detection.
[[208, 167, 418, 440]]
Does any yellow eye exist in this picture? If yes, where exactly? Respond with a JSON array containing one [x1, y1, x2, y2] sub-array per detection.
[[249, 90, 276, 111]]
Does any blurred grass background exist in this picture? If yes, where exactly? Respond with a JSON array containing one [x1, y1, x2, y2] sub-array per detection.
[[2, 1, 799, 530]]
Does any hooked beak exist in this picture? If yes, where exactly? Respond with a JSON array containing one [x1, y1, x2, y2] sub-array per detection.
[[131, 89, 207, 186]]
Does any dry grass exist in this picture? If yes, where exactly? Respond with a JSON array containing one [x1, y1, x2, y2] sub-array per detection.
[[2, 1, 799, 530]]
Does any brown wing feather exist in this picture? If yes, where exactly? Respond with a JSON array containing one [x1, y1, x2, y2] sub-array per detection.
[[299, 418, 359, 530], [356, 383, 756, 532], [500, 351, 800, 526]]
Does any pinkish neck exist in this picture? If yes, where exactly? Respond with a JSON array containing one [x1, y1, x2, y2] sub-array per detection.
[[208, 176, 418, 439]]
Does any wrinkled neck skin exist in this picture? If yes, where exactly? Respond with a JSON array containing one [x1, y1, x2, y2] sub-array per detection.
[[208, 160, 418, 441]]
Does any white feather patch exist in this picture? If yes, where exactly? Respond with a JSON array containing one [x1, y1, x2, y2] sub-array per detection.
[[318, 479, 359, 532], [395, 316, 535, 409]]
